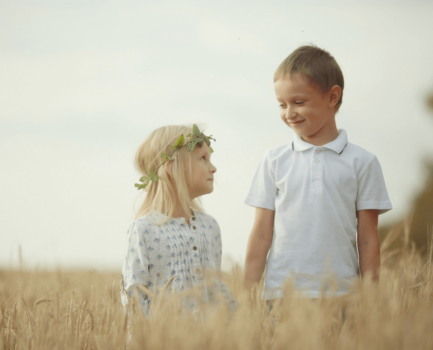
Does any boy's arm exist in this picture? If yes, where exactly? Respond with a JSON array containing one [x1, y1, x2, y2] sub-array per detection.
[[357, 209, 380, 281], [244, 207, 275, 292]]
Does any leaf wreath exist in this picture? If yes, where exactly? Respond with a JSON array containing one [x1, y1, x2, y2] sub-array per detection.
[[135, 124, 215, 191]]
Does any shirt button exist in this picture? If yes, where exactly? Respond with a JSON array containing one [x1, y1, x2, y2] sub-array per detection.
[[193, 226, 196, 230], [314, 172, 319, 177], [315, 159, 320, 163], [193, 246, 197, 250], [315, 149, 321, 154], [192, 217, 195, 221], [196, 268, 201, 274]]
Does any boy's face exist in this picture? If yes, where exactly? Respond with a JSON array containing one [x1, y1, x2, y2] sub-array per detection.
[[274, 72, 339, 145]]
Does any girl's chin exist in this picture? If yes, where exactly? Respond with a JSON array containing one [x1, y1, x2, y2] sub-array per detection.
[[195, 188, 214, 197]]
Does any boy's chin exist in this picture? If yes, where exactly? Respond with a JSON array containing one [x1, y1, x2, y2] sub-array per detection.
[[292, 130, 305, 137], [292, 128, 310, 138]]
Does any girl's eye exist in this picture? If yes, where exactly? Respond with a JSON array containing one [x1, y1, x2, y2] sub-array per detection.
[[295, 101, 304, 105], [279, 104, 286, 108]]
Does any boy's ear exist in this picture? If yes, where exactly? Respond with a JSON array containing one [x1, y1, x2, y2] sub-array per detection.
[[328, 85, 342, 109]]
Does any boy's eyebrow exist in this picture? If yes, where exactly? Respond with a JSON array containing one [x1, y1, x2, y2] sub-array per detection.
[[277, 93, 309, 101]]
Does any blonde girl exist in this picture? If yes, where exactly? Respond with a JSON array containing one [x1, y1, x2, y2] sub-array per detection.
[[121, 124, 235, 317]]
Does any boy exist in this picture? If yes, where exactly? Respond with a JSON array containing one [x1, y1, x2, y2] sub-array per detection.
[[244, 45, 392, 300]]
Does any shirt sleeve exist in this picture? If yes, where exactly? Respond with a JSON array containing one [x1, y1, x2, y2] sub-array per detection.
[[356, 155, 392, 215], [244, 151, 277, 210], [121, 221, 152, 317]]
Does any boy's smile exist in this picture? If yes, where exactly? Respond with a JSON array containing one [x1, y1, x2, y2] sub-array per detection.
[[274, 72, 341, 146]]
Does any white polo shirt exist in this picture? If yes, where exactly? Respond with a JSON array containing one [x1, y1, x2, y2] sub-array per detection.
[[245, 129, 392, 299]]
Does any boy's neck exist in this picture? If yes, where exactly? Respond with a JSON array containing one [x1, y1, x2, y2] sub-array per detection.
[[300, 124, 339, 146]]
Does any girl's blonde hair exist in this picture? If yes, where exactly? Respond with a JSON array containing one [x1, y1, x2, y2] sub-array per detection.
[[134, 125, 204, 223]]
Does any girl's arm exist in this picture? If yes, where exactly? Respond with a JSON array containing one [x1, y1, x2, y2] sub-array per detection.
[[357, 209, 380, 281], [122, 222, 152, 315], [244, 207, 275, 292]]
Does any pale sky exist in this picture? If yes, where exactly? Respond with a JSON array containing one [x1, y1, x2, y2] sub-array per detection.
[[1, 0, 433, 271]]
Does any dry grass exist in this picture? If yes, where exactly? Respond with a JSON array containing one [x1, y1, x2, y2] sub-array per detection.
[[1, 228, 433, 350]]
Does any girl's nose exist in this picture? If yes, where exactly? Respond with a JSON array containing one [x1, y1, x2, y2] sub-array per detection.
[[211, 163, 217, 173]]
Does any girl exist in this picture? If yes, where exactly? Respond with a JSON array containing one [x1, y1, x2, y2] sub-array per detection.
[[121, 124, 235, 317]]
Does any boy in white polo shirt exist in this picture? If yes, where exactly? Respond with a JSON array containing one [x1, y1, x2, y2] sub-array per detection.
[[244, 45, 392, 301]]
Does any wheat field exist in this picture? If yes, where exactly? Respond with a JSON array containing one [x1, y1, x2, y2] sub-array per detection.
[[1, 224, 433, 350]]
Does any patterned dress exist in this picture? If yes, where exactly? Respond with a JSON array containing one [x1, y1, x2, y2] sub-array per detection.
[[121, 210, 236, 316]]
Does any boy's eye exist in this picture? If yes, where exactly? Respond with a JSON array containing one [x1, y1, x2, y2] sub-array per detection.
[[279, 104, 286, 108], [295, 101, 304, 105]]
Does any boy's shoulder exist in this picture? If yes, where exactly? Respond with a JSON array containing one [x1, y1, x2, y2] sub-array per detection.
[[345, 141, 380, 169], [262, 143, 293, 162], [263, 140, 379, 166]]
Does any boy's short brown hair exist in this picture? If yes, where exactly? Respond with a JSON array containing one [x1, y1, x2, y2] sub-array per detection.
[[274, 45, 344, 109]]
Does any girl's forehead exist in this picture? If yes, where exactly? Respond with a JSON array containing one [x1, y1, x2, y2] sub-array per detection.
[[192, 142, 211, 155]]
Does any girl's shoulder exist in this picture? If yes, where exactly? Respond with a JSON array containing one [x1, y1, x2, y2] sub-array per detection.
[[195, 211, 220, 230], [128, 211, 164, 233], [130, 210, 220, 232]]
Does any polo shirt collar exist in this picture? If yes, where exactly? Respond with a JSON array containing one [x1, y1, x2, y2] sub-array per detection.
[[292, 129, 348, 154]]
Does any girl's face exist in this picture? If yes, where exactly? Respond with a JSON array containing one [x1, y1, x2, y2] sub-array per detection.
[[186, 142, 216, 199]]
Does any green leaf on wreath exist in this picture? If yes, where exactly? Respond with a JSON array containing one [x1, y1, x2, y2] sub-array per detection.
[[188, 140, 198, 152], [193, 124, 200, 136], [203, 136, 210, 146], [135, 183, 146, 190], [149, 169, 159, 183], [139, 175, 149, 182], [161, 152, 171, 161], [171, 134, 185, 148]]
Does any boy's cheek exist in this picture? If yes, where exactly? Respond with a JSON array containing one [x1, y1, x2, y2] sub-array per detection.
[[280, 115, 290, 127]]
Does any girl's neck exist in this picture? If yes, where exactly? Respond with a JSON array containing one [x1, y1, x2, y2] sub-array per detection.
[[171, 201, 194, 225]]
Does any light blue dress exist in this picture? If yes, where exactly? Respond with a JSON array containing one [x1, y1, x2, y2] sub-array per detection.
[[121, 210, 236, 316]]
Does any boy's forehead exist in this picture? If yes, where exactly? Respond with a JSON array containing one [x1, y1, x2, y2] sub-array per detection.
[[275, 73, 318, 96]]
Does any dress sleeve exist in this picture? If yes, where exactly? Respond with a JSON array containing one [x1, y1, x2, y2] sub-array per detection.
[[121, 221, 152, 317], [244, 151, 277, 211], [356, 155, 392, 215]]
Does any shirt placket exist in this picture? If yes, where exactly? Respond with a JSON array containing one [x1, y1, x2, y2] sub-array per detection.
[[312, 147, 323, 192], [189, 215, 204, 285]]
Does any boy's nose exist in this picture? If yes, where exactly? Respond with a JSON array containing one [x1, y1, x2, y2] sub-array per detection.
[[285, 108, 295, 119]]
